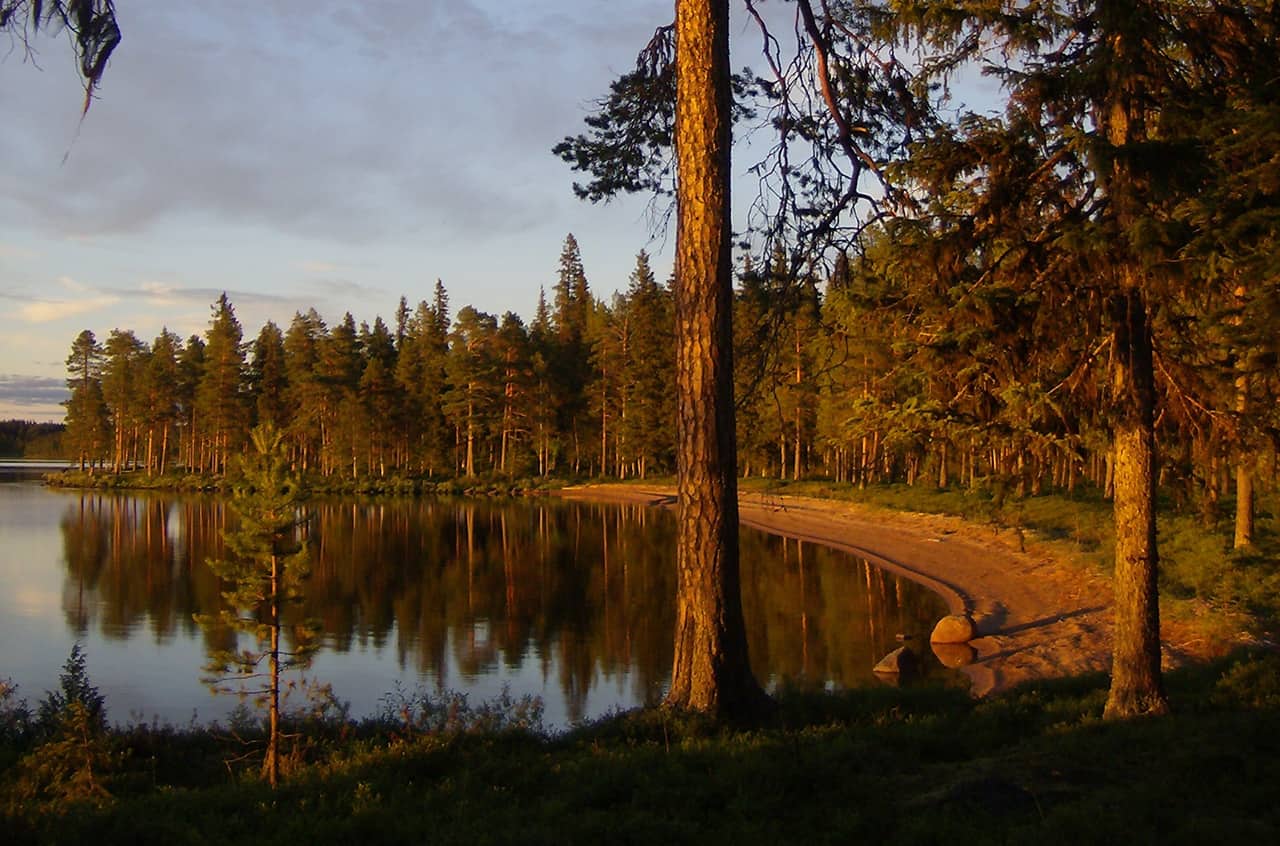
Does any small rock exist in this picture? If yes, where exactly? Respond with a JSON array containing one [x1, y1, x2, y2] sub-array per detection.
[[873, 645, 918, 676], [931, 614, 977, 644]]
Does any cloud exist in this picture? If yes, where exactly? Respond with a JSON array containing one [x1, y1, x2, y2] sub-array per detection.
[[18, 296, 120, 324], [0, 1, 674, 248], [298, 260, 344, 274], [307, 278, 385, 299], [0, 374, 68, 411]]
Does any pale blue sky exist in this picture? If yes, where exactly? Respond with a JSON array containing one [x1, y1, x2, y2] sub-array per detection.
[[1, 0, 688, 421], [1, 1, 998, 423]]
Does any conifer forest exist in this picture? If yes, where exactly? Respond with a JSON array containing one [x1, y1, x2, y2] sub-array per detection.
[[60, 212, 1278, 549]]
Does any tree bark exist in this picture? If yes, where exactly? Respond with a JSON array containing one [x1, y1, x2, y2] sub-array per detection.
[[266, 552, 280, 788], [666, 0, 766, 718], [1233, 284, 1254, 549], [1104, 287, 1169, 718], [1099, 10, 1167, 718]]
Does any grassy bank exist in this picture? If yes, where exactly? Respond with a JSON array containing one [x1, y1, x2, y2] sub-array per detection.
[[43, 468, 571, 498], [4, 651, 1280, 844]]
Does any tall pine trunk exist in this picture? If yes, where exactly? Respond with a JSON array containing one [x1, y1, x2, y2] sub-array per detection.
[[1100, 11, 1168, 718], [266, 552, 280, 788], [1233, 284, 1253, 548], [1104, 287, 1169, 718], [665, 0, 764, 718]]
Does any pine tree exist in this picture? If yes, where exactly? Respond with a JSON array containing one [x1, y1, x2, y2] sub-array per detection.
[[664, 0, 765, 716], [175, 335, 205, 472], [395, 294, 451, 475], [494, 312, 532, 474], [194, 294, 248, 474], [620, 251, 676, 478], [142, 329, 182, 476], [101, 329, 147, 473], [319, 313, 363, 478], [249, 321, 290, 432], [358, 317, 397, 476], [283, 310, 327, 473], [551, 234, 595, 473], [443, 307, 500, 477], [199, 423, 317, 788], [0, 1, 121, 114], [63, 330, 108, 471], [529, 288, 558, 475]]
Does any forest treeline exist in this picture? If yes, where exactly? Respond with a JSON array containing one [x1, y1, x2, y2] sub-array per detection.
[[0, 420, 63, 458], [61, 223, 1276, 541], [61, 235, 676, 483]]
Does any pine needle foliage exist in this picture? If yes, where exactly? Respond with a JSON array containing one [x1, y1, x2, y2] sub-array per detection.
[[196, 423, 318, 786], [0, 0, 121, 113]]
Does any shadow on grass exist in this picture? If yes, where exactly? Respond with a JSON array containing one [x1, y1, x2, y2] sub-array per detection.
[[6, 652, 1280, 845]]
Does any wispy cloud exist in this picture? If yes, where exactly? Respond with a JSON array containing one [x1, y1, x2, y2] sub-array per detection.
[[18, 296, 119, 324], [298, 260, 344, 274], [0, 374, 67, 410], [57, 275, 93, 294]]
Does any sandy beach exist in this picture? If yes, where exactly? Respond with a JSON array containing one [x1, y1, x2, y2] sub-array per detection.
[[559, 483, 1219, 696]]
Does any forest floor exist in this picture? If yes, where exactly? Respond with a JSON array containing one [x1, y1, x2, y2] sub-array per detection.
[[559, 483, 1236, 696]]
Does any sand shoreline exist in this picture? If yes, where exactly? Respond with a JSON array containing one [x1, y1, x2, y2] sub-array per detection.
[[556, 483, 1207, 697]]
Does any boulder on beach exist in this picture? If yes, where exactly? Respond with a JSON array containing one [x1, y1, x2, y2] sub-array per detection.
[[930, 614, 977, 644]]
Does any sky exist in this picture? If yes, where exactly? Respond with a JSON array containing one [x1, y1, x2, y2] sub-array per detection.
[[1, 0, 704, 422], [1, 2, 1002, 424]]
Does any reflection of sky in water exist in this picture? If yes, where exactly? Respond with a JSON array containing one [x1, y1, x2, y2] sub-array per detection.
[[0, 480, 950, 730]]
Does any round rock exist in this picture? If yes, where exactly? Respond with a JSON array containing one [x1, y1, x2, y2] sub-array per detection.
[[930, 614, 977, 644]]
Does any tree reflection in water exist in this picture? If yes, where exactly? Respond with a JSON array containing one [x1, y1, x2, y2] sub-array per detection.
[[56, 492, 952, 725]]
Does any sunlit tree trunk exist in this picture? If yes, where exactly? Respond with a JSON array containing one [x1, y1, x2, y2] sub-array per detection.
[[1233, 284, 1254, 549], [1101, 11, 1168, 718], [665, 0, 765, 718], [265, 551, 281, 788], [1104, 286, 1168, 718]]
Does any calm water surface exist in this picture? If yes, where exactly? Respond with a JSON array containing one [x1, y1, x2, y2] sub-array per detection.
[[0, 468, 952, 729]]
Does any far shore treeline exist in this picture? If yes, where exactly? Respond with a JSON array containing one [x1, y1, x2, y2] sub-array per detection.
[[58, 227, 1276, 540], [0, 420, 64, 459]]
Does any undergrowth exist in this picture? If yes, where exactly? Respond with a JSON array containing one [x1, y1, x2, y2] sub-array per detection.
[[4, 649, 1280, 844]]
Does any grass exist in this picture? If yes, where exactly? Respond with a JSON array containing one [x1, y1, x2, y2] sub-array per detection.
[[4, 651, 1280, 844], [43, 468, 573, 498]]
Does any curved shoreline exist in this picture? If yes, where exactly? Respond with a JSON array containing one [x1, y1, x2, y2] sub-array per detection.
[[558, 483, 1120, 696]]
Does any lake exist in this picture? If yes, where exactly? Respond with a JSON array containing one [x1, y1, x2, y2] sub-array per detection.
[[0, 464, 953, 729]]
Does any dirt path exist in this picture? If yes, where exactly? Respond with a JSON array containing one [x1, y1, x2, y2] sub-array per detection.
[[558, 484, 1215, 697]]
